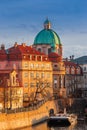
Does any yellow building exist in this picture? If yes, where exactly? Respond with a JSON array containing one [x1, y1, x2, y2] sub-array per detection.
[[0, 70, 23, 109], [0, 19, 66, 109], [0, 43, 53, 108], [7, 43, 53, 106]]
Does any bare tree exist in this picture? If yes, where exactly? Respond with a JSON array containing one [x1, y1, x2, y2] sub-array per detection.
[[30, 78, 52, 104]]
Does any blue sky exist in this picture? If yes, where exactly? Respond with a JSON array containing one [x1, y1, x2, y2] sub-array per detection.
[[0, 0, 87, 58]]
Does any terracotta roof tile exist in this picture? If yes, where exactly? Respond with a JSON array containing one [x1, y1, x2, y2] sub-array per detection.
[[0, 44, 49, 62], [48, 52, 62, 62]]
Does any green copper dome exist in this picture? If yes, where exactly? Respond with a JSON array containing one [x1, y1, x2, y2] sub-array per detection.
[[34, 19, 61, 48]]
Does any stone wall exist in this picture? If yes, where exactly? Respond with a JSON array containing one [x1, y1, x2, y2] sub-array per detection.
[[0, 100, 58, 130]]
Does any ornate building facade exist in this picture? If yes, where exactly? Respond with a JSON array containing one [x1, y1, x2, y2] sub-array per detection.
[[72, 56, 87, 97], [0, 43, 53, 108], [33, 19, 66, 97], [0, 19, 83, 110], [0, 69, 23, 109], [64, 59, 83, 97]]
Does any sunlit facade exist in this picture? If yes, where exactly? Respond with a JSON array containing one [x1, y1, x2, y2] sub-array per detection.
[[0, 43, 53, 108], [33, 19, 66, 97], [0, 69, 23, 109]]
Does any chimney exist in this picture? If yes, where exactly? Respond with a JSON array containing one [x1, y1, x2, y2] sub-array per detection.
[[72, 55, 74, 60], [14, 42, 18, 47], [1, 44, 5, 50], [22, 43, 26, 47]]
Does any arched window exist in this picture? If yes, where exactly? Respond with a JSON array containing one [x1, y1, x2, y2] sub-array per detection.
[[71, 67, 75, 74], [66, 66, 69, 74], [48, 48, 51, 54], [38, 48, 41, 52]]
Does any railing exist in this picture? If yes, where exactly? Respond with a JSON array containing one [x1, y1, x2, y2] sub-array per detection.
[[0, 97, 54, 114]]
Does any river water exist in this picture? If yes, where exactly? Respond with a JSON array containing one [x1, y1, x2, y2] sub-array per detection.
[[19, 121, 87, 130]]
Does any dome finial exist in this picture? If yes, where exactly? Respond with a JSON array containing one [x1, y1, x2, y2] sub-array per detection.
[[44, 18, 51, 29]]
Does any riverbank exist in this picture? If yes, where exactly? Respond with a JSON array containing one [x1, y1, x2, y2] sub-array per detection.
[[0, 97, 87, 130], [0, 100, 58, 130]]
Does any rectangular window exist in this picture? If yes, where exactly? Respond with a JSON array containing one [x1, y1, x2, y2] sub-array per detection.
[[24, 93, 28, 98], [41, 64, 44, 68], [30, 72, 34, 78], [47, 82, 50, 87], [71, 68, 75, 74], [24, 62, 28, 68], [41, 83, 44, 87], [47, 64, 50, 69], [36, 73, 39, 78], [24, 83, 28, 87], [47, 73, 50, 78], [84, 75, 86, 79], [30, 83, 34, 87], [54, 83, 57, 88], [84, 67, 86, 71], [41, 73, 44, 78], [66, 68, 69, 74], [30, 63, 34, 68], [54, 79, 57, 83], [77, 68, 80, 74], [23, 93, 29, 101], [36, 83, 39, 87], [36, 64, 39, 68], [24, 72, 28, 77]]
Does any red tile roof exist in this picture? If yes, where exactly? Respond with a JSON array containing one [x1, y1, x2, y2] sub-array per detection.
[[8, 44, 45, 55], [48, 52, 62, 62], [48, 52, 61, 58], [0, 44, 49, 62], [64, 61, 77, 67], [64, 60, 83, 75], [0, 50, 7, 60]]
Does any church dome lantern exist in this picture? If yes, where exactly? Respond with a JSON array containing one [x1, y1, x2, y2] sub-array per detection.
[[33, 19, 62, 56], [44, 18, 51, 29]]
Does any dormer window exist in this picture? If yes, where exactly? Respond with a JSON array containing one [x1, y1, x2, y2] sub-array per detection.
[[32, 55, 36, 60], [23, 55, 26, 59], [28, 55, 30, 59], [38, 56, 41, 61], [28, 55, 32, 60], [45, 57, 47, 61]]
